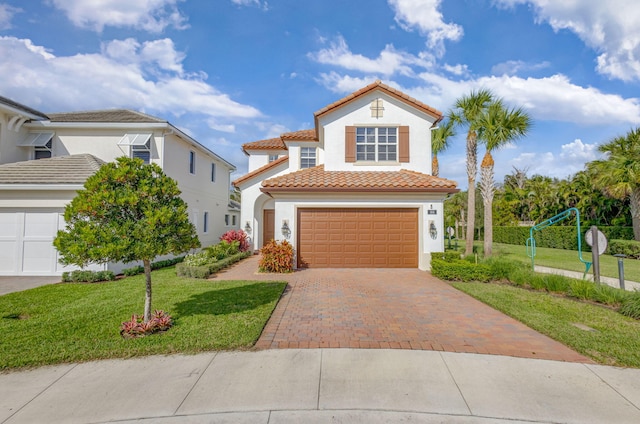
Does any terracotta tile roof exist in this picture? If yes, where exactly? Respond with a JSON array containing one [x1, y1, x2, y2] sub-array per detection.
[[232, 155, 289, 187], [261, 165, 458, 193], [241, 137, 286, 152], [47, 109, 166, 123], [314, 80, 443, 125], [281, 129, 318, 140], [0, 154, 105, 185]]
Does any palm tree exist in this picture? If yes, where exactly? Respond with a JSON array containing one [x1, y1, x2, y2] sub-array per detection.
[[477, 100, 531, 256], [449, 89, 494, 255], [588, 128, 640, 241], [431, 118, 455, 177]]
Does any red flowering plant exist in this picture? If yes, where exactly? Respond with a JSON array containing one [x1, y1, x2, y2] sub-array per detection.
[[220, 229, 250, 252], [120, 310, 173, 338]]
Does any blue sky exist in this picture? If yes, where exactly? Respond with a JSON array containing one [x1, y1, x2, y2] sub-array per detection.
[[1, 0, 639, 189]]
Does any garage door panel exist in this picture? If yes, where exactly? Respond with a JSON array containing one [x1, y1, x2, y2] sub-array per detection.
[[298, 208, 418, 268], [0, 241, 17, 272], [23, 241, 56, 273]]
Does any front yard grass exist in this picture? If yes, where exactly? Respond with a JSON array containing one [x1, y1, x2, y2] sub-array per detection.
[[492, 242, 640, 282], [453, 282, 640, 368], [0, 266, 286, 370]]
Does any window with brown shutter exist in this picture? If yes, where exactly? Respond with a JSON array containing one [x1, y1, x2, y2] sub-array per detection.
[[399, 126, 409, 162], [345, 126, 356, 162]]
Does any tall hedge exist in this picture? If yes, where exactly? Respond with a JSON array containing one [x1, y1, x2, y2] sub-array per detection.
[[493, 226, 634, 250]]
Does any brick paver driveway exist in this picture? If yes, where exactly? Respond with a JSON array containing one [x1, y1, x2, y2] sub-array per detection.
[[216, 255, 590, 363]]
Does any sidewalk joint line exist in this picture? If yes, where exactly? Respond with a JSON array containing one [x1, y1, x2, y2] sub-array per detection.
[[316, 349, 323, 410], [584, 363, 640, 413], [172, 352, 218, 416], [439, 351, 472, 415], [1, 363, 78, 424]]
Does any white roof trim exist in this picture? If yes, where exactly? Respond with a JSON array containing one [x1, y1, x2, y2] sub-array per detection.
[[17, 132, 54, 147], [117, 133, 152, 146]]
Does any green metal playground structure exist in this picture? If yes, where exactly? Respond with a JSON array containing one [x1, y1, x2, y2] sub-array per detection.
[[526, 207, 592, 276]]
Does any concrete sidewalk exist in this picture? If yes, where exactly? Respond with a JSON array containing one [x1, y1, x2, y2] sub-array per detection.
[[535, 265, 640, 291], [2, 349, 640, 424]]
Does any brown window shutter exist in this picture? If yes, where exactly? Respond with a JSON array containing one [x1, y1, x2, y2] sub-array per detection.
[[399, 126, 409, 162], [345, 126, 356, 162]]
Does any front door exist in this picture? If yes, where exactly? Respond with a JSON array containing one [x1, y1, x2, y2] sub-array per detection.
[[263, 209, 275, 247]]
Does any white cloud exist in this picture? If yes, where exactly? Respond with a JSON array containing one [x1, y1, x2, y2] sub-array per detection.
[[0, 36, 261, 125], [387, 0, 463, 55], [494, 0, 640, 81], [317, 70, 640, 126], [491, 60, 551, 76], [309, 35, 434, 77], [0, 3, 20, 30], [442, 63, 469, 76], [231, 0, 269, 10], [507, 139, 601, 180], [49, 0, 188, 33]]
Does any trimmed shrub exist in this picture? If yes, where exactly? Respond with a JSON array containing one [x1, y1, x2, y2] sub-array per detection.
[[122, 257, 184, 276], [494, 226, 634, 250], [259, 240, 294, 273], [62, 269, 115, 283], [205, 240, 240, 260], [123, 266, 144, 277], [608, 239, 640, 260], [430, 259, 491, 282], [433, 251, 463, 262], [176, 251, 251, 279], [183, 251, 211, 267], [220, 229, 250, 252]]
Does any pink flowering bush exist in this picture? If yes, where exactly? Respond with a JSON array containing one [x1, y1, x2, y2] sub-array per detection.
[[220, 229, 250, 252], [120, 310, 173, 338]]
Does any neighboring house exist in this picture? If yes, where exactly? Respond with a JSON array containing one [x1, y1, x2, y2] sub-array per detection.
[[233, 80, 459, 270], [0, 96, 237, 276]]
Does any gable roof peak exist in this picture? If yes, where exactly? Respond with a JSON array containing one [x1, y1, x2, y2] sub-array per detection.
[[313, 80, 443, 126]]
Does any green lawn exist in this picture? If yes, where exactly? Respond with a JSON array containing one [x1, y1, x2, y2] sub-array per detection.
[[0, 267, 286, 370], [454, 282, 640, 368], [491, 242, 640, 282]]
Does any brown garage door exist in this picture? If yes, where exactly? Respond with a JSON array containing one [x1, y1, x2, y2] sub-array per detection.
[[297, 208, 418, 268]]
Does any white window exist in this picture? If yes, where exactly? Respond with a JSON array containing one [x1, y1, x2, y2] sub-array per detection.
[[268, 154, 279, 162], [203, 212, 209, 233], [225, 214, 230, 226], [18, 132, 54, 160], [370, 98, 384, 118], [211, 163, 216, 182], [189, 151, 196, 174], [118, 134, 152, 164], [356, 127, 397, 162], [34, 138, 53, 160], [300, 147, 316, 169]]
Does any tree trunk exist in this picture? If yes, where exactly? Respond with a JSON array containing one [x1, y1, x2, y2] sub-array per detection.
[[432, 155, 439, 177], [465, 133, 478, 256], [480, 152, 495, 257], [143, 259, 152, 322], [631, 188, 640, 241]]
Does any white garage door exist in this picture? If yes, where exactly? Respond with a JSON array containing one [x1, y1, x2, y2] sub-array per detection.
[[0, 210, 77, 276]]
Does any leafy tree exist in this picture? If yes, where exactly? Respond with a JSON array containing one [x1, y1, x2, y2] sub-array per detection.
[[431, 118, 455, 177], [477, 99, 531, 256], [54, 157, 200, 322], [588, 128, 640, 240], [449, 89, 494, 255]]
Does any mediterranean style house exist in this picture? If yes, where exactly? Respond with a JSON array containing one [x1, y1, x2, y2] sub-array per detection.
[[234, 81, 458, 270], [0, 95, 238, 276]]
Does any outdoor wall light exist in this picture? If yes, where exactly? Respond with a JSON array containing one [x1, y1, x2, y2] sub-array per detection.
[[244, 221, 252, 235], [281, 220, 291, 239], [429, 222, 438, 239]]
